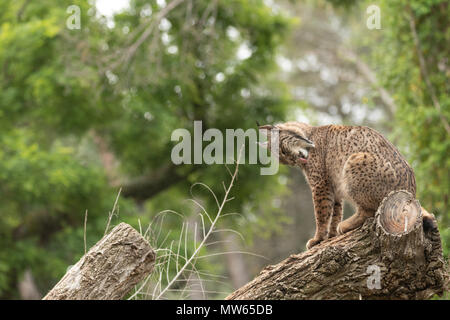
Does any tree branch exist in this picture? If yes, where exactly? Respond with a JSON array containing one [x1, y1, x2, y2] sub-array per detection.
[[120, 164, 199, 201], [226, 191, 447, 300], [110, 0, 186, 71]]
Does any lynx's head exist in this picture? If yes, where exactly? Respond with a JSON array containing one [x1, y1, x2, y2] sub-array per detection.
[[258, 122, 315, 166]]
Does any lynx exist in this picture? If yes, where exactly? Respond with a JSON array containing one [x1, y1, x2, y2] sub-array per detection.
[[259, 122, 436, 249]]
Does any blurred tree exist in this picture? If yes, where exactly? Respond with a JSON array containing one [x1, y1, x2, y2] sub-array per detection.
[[275, 0, 395, 129], [0, 0, 293, 298]]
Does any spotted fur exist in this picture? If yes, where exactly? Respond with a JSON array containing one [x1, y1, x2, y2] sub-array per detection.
[[260, 122, 428, 250]]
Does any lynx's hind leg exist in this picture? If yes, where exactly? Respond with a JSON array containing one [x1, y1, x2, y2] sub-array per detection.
[[343, 152, 386, 209], [337, 152, 381, 234]]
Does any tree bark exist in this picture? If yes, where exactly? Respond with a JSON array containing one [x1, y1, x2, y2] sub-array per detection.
[[226, 191, 447, 300], [43, 223, 155, 300]]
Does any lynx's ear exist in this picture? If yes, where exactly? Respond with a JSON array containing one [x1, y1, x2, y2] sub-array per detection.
[[258, 124, 274, 131], [257, 124, 275, 149]]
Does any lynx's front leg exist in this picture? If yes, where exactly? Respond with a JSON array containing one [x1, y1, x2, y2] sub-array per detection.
[[306, 185, 334, 250], [328, 201, 343, 238]]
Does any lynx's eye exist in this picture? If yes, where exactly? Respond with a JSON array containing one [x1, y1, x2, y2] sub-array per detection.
[[292, 145, 308, 159], [298, 148, 308, 159]]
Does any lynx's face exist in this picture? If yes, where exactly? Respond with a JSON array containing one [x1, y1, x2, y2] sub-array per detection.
[[259, 122, 315, 166]]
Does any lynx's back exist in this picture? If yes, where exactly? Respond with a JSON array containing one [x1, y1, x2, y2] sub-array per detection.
[[322, 125, 416, 210]]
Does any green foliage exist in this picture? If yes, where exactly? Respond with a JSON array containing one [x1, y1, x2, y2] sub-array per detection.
[[440, 227, 450, 258], [0, 0, 293, 298], [0, 128, 115, 296]]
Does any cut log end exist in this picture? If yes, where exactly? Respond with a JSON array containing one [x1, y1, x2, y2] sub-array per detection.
[[376, 190, 422, 235], [43, 223, 155, 300]]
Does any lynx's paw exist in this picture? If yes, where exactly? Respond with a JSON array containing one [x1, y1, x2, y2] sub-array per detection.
[[337, 220, 358, 235], [337, 220, 356, 235], [306, 237, 323, 250], [336, 223, 344, 235], [327, 230, 338, 238], [337, 211, 370, 235]]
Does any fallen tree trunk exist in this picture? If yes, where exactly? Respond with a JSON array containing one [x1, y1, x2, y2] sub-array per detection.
[[227, 190, 447, 300], [43, 223, 155, 300]]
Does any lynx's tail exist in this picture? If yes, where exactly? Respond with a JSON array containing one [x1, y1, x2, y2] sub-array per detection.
[[421, 206, 438, 232]]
